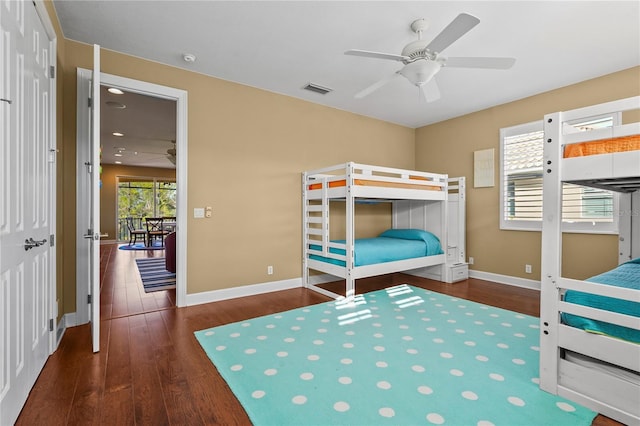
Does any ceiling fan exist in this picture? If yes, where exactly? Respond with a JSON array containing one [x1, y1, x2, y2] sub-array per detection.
[[345, 13, 515, 101]]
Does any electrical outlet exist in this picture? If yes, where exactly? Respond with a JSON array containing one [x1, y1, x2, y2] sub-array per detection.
[[468, 257, 474, 265], [267, 265, 273, 275], [525, 264, 532, 274]]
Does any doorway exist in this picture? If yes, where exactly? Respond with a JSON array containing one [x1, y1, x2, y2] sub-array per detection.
[[76, 70, 187, 328]]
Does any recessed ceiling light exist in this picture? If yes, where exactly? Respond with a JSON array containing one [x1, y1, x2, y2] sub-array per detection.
[[183, 53, 196, 63], [106, 101, 126, 109], [114, 153, 123, 157], [112, 132, 124, 137], [114, 161, 122, 164], [107, 87, 124, 95]]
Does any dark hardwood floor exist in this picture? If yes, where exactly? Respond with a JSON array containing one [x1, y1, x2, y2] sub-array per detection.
[[16, 244, 620, 425]]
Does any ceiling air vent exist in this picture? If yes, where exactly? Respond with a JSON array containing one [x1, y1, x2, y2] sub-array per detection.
[[302, 83, 332, 95]]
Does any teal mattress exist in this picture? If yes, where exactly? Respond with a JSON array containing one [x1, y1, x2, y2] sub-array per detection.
[[562, 258, 640, 344]]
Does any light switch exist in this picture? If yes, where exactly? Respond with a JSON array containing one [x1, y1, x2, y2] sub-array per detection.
[[194, 208, 205, 218], [205, 206, 212, 218]]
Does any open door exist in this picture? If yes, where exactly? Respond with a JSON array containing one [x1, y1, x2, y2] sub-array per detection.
[[88, 44, 101, 352]]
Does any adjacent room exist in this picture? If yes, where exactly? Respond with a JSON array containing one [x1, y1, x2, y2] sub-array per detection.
[[1, 1, 638, 425]]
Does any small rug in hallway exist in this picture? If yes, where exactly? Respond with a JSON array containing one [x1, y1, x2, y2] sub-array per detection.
[[195, 284, 597, 426], [135, 257, 175, 292], [119, 241, 165, 251]]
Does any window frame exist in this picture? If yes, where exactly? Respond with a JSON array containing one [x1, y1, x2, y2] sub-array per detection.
[[499, 119, 619, 234]]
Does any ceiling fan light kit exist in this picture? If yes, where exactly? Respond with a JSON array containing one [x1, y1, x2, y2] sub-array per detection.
[[346, 13, 515, 101]]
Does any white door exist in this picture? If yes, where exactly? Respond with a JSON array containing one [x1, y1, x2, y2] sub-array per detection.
[[0, 2, 55, 424], [90, 45, 101, 352]]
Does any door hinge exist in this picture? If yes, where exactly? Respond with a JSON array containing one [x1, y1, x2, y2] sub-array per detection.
[[49, 65, 55, 79], [49, 234, 55, 247], [49, 318, 54, 332], [88, 294, 92, 304], [88, 97, 92, 108]]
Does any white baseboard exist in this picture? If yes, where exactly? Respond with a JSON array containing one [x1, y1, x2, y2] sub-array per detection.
[[185, 278, 302, 306], [469, 269, 541, 291]]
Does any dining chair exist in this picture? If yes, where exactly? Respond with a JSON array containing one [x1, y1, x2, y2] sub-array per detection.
[[145, 217, 170, 247], [126, 217, 147, 246]]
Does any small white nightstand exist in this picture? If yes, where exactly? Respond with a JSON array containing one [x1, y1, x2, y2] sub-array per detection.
[[448, 263, 469, 283]]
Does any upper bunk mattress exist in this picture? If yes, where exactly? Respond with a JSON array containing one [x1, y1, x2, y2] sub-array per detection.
[[308, 229, 443, 267], [563, 134, 640, 158], [562, 258, 640, 344], [308, 178, 442, 191]]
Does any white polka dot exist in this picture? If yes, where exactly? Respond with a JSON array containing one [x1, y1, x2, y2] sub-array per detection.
[[307, 355, 319, 361], [373, 323, 382, 328], [284, 337, 295, 343], [341, 358, 353, 365], [474, 321, 484, 325], [512, 358, 526, 365], [244, 348, 256, 354], [274, 315, 282, 319], [379, 407, 395, 418], [490, 314, 499, 318], [489, 373, 504, 381], [343, 343, 354, 349], [264, 368, 277, 376], [300, 372, 314, 380], [508, 396, 525, 406], [396, 315, 405, 320], [373, 333, 384, 338], [266, 324, 276, 329], [433, 338, 444, 344], [317, 328, 327, 333], [402, 335, 413, 341], [406, 348, 418, 355], [374, 346, 385, 352], [399, 324, 409, 330], [338, 376, 352, 384], [257, 335, 267, 340], [412, 365, 425, 373], [426, 327, 437, 332], [204, 331, 214, 336], [418, 385, 433, 395], [421, 317, 431, 322], [276, 351, 288, 357], [440, 352, 453, 359], [514, 333, 526, 338], [455, 329, 466, 334], [252, 390, 265, 399], [230, 364, 243, 371], [531, 345, 540, 351], [501, 322, 512, 327], [556, 401, 576, 412], [377, 381, 392, 390], [376, 361, 388, 368], [464, 341, 476, 347], [484, 331, 495, 336], [447, 319, 456, 324], [334, 401, 350, 412], [313, 339, 324, 345], [345, 330, 355, 336], [303, 309, 311, 313], [462, 391, 479, 400], [477, 421, 495, 426], [321, 319, 330, 323], [531, 377, 540, 384], [296, 316, 305, 321], [215, 345, 226, 351], [426, 412, 445, 424], [230, 332, 240, 338], [529, 324, 539, 329], [241, 322, 250, 327], [292, 395, 307, 405], [497, 343, 509, 349], [450, 369, 464, 377], [475, 355, 489, 362], [291, 326, 301, 331]]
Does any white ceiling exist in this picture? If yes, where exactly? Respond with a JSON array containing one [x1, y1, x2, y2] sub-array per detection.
[[54, 1, 640, 167]]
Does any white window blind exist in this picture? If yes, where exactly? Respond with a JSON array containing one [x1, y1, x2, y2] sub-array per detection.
[[500, 117, 618, 233]]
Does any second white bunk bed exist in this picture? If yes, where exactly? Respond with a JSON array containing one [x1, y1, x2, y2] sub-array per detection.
[[302, 162, 463, 300], [540, 96, 640, 425]]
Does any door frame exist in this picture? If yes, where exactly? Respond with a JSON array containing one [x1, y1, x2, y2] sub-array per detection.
[[76, 71, 188, 318]]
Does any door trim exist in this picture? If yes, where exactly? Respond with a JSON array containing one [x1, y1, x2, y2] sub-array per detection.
[[75, 71, 188, 318]]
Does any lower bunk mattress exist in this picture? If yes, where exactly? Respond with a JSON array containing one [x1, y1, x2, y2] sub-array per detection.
[[308, 228, 443, 267], [562, 257, 640, 344]]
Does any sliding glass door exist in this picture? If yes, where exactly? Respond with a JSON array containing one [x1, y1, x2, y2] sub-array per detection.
[[117, 177, 176, 241]]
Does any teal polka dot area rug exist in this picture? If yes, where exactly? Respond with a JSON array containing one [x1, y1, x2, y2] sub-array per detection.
[[194, 284, 597, 426]]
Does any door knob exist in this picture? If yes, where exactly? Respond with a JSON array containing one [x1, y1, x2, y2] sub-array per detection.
[[24, 237, 47, 251]]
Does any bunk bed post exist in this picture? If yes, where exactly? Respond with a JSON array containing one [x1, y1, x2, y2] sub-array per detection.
[[302, 172, 309, 289], [345, 162, 355, 300], [540, 111, 564, 394]]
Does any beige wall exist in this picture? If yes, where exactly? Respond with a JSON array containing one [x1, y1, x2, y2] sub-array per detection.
[[100, 164, 176, 240], [415, 66, 640, 281], [56, 39, 414, 310]]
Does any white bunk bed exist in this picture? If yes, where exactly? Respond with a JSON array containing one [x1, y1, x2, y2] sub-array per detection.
[[540, 96, 640, 425], [302, 162, 463, 300]]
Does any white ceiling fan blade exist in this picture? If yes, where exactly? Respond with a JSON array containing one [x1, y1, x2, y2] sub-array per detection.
[[425, 13, 480, 54], [355, 73, 400, 99], [345, 49, 408, 62], [419, 78, 441, 103], [445, 57, 516, 69]]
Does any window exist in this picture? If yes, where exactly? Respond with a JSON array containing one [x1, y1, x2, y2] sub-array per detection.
[[500, 116, 618, 233]]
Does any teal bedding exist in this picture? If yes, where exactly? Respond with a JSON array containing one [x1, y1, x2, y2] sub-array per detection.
[[308, 229, 443, 267], [562, 258, 640, 344]]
